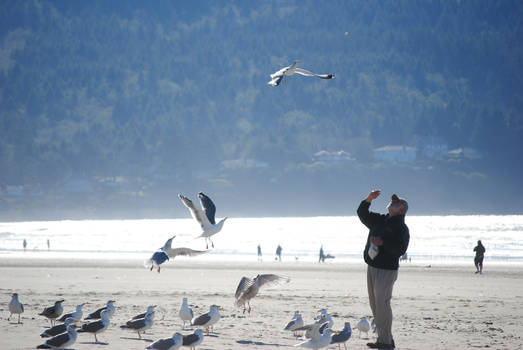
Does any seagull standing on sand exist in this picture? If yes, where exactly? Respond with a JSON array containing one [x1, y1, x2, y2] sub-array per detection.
[[295, 319, 330, 340], [330, 322, 352, 350], [179, 297, 193, 329], [294, 328, 337, 349], [85, 300, 115, 320], [284, 311, 304, 337], [315, 309, 334, 328], [147, 332, 183, 350], [267, 61, 335, 86], [356, 317, 371, 338], [40, 317, 76, 338], [77, 309, 111, 343], [146, 235, 207, 273], [8, 292, 24, 323], [132, 305, 156, 320], [37, 324, 77, 349], [235, 274, 290, 314], [39, 300, 64, 326], [182, 328, 204, 350], [191, 305, 222, 334], [58, 303, 85, 322], [120, 311, 154, 339]]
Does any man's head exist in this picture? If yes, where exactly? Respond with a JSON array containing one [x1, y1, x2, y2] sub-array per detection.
[[387, 194, 408, 216]]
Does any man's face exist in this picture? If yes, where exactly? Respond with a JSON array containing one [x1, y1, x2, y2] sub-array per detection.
[[387, 201, 403, 215]]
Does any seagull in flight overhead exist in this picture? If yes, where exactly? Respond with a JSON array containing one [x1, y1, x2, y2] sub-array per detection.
[[179, 192, 227, 249], [268, 61, 335, 86], [145, 235, 207, 272]]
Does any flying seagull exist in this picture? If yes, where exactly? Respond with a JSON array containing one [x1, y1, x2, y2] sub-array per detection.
[[37, 324, 77, 349], [77, 309, 111, 343], [8, 292, 24, 324], [235, 274, 290, 314], [85, 300, 115, 320], [268, 61, 335, 86], [179, 192, 228, 249], [145, 235, 207, 272], [147, 332, 184, 350], [39, 300, 64, 326]]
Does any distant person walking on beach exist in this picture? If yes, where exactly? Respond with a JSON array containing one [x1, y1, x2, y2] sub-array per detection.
[[473, 240, 485, 274], [257, 244, 262, 261], [357, 190, 410, 349], [275, 244, 282, 261], [23, 239, 27, 252], [319, 245, 325, 263]]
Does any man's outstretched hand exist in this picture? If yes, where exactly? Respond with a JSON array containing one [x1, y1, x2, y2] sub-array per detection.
[[365, 189, 381, 203]]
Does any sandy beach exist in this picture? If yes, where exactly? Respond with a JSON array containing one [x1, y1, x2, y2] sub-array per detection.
[[1, 257, 522, 350]]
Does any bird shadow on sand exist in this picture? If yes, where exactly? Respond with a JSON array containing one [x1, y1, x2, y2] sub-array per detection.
[[120, 336, 153, 342], [236, 340, 287, 347], [78, 341, 109, 345]]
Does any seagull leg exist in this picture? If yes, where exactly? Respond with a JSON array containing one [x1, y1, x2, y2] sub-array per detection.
[[150, 265, 153, 271], [18, 314, 21, 324], [157, 266, 161, 273], [95, 334, 98, 343], [247, 301, 251, 314], [7, 313, 11, 321], [344, 342, 348, 350]]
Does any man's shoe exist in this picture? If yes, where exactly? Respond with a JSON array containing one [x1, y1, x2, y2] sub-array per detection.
[[366, 341, 394, 349]]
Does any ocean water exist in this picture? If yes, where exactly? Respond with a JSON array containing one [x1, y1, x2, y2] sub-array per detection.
[[1, 216, 522, 264]]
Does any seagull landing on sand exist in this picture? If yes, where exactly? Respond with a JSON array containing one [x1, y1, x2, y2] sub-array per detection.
[[191, 305, 222, 334], [268, 61, 335, 86], [77, 309, 111, 343], [182, 328, 204, 350], [235, 274, 290, 314], [37, 324, 77, 349], [147, 332, 183, 350], [39, 300, 64, 326], [179, 297, 193, 329], [179, 192, 227, 249], [284, 311, 304, 337], [8, 292, 24, 324], [145, 235, 207, 273]]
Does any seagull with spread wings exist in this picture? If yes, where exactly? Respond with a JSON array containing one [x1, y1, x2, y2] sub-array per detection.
[[178, 192, 227, 249], [235, 274, 290, 314], [267, 61, 335, 86], [145, 235, 207, 272]]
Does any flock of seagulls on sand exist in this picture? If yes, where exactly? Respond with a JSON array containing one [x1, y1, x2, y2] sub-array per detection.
[[8, 188, 380, 349]]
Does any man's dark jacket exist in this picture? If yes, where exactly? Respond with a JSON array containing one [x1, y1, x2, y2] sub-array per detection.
[[357, 200, 410, 270]]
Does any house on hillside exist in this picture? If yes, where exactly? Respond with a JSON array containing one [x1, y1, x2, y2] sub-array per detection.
[[447, 147, 483, 160], [374, 145, 417, 163], [313, 150, 354, 163]]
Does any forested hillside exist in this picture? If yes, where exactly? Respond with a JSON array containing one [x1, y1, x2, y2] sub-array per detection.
[[1, 0, 522, 219]]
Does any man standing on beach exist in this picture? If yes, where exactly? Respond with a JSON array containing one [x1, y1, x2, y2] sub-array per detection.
[[357, 190, 410, 349], [473, 240, 485, 274]]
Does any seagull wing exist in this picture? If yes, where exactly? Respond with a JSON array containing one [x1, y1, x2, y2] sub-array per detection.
[[294, 68, 335, 79], [164, 247, 208, 258], [198, 192, 216, 225], [161, 236, 176, 251], [235, 276, 254, 300], [268, 75, 284, 86], [257, 274, 290, 290], [179, 194, 212, 230]]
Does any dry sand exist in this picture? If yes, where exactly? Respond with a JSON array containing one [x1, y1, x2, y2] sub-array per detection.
[[1, 257, 522, 350]]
